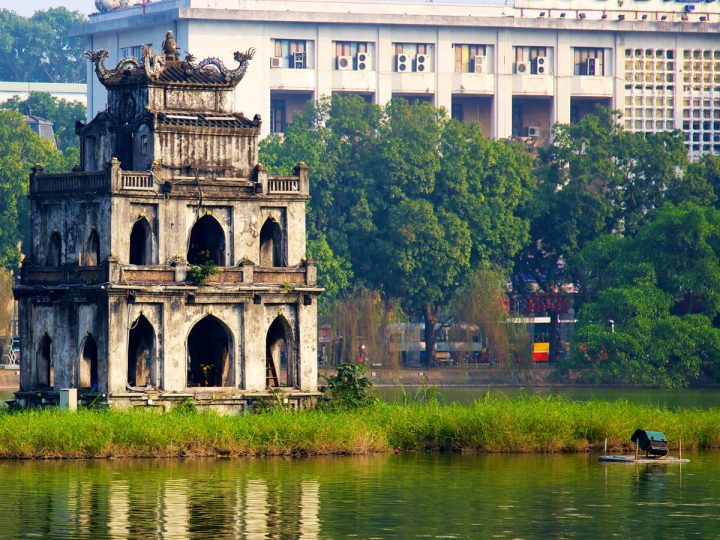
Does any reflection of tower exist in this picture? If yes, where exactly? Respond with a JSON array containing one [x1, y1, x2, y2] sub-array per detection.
[[243, 479, 269, 537], [162, 479, 189, 538], [108, 480, 129, 539], [300, 481, 321, 539]]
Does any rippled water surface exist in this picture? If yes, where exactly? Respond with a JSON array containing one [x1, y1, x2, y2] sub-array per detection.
[[0, 452, 719, 539]]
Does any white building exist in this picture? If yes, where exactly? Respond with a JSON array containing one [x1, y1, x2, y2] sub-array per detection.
[[78, 0, 720, 154], [0, 82, 88, 106]]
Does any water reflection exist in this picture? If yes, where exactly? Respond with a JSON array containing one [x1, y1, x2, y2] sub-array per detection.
[[0, 453, 718, 538]]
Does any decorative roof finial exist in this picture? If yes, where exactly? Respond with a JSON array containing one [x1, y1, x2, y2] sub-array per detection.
[[162, 31, 179, 62]]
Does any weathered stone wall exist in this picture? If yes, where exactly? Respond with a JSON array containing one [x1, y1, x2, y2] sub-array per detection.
[[30, 197, 112, 267], [18, 296, 109, 392]]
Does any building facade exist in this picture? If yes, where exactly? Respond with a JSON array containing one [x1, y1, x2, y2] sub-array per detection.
[[78, 0, 720, 154], [14, 32, 321, 411]]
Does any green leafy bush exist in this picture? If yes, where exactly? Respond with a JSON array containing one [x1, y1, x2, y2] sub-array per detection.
[[320, 363, 377, 409]]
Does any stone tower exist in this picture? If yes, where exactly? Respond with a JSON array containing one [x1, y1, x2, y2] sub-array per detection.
[[14, 32, 321, 410]]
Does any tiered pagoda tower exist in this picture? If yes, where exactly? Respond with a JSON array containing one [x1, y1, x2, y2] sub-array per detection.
[[14, 32, 321, 410]]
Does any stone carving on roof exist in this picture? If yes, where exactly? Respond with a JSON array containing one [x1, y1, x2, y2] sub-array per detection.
[[85, 31, 256, 88]]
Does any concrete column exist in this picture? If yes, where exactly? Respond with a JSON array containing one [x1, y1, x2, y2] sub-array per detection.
[[494, 29, 514, 138], [107, 296, 128, 394], [377, 26, 393, 106], [436, 28, 453, 113], [673, 34, 683, 132], [615, 32, 628, 127], [316, 25, 333, 99], [243, 302, 266, 391], [555, 33, 572, 126], [298, 300, 318, 392], [163, 297, 188, 392]]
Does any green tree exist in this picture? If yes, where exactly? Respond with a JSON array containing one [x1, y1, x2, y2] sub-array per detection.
[[0, 110, 66, 268], [515, 107, 690, 294], [0, 8, 87, 83], [261, 96, 535, 365], [2, 91, 86, 153], [565, 203, 720, 387]]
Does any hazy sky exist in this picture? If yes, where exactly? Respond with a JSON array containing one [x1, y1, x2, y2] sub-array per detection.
[[1, 0, 92, 17]]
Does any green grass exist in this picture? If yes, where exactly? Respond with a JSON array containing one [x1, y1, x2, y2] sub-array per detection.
[[0, 395, 719, 458]]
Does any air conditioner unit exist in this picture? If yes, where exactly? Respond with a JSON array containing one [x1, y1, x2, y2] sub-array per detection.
[[337, 55, 353, 71], [293, 52, 306, 69], [357, 52, 370, 71], [527, 126, 540, 138], [270, 57, 283, 68], [586, 58, 597, 76], [516, 61, 530, 74], [416, 54, 429, 72], [397, 53, 410, 72], [473, 56, 487, 74], [536, 56, 548, 75]]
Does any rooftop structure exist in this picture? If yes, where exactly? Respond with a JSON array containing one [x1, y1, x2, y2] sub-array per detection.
[[77, 0, 720, 155], [14, 31, 321, 411]]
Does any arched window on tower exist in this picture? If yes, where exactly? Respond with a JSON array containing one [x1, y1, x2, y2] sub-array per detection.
[[187, 315, 232, 387], [129, 217, 152, 265], [266, 315, 296, 388], [128, 315, 155, 388], [84, 228, 100, 267], [78, 334, 99, 389], [36, 334, 52, 388], [187, 215, 226, 266], [259, 218, 285, 267], [47, 231, 62, 267]]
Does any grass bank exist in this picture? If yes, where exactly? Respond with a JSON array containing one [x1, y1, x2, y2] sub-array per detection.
[[1, 395, 719, 459]]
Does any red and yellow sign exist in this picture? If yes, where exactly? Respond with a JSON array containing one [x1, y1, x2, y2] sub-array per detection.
[[533, 342, 550, 363]]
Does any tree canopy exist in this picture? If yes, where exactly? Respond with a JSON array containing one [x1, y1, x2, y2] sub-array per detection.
[[0, 110, 67, 268], [515, 107, 692, 293], [564, 203, 720, 388], [2, 92, 85, 153], [0, 8, 87, 83], [260, 95, 535, 362]]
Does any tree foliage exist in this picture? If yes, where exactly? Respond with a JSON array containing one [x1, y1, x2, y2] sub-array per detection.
[[0, 110, 67, 268], [260, 96, 535, 364], [564, 203, 720, 388], [515, 107, 691, 292], [2, 92, 85, 153], [0, 8, 87, 83]]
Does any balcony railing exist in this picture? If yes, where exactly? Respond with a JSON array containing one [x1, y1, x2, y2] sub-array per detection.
[[30, 172, 108, 194], [122, 172, 154, 190], [268, 177, 300, 193]]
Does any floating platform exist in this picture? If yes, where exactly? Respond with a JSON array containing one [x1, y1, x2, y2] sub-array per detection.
[[598, 455, 690, 464]]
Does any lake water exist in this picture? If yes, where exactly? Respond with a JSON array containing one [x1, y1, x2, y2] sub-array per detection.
[[378, 386, 720, 409], [0, 452, 718, 539]]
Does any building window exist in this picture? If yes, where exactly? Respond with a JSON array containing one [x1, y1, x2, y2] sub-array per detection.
[[120, 44, 151, 60], [394, 43, 433, 73], [514, 46, 551, 75], [454, 44, 488, 73], [334, 41, 371, 71], [623, 48, 676, 140], [574, 48, 607, 76], [270, 99, 287, 134], [271, 39, 309, 69]]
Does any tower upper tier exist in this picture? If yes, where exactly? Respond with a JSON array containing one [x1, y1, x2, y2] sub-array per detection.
[[79, 31, 260, 177]]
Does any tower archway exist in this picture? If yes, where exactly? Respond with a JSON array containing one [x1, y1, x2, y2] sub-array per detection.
[[85, 228, 100, 266], [187, 215, 225, 266], [129, 217, 152, 265], [36, 334, 52, 388], [128, 315, 155, 388], [79, 334, 99, 389], [266, 315, 296, 388], [259, 218, 284, 267], [187, 315, 232, 387], [47, 231, 61, 267]]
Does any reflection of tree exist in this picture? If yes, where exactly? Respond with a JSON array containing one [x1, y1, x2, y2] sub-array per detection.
[[0, 454, 716, 538]]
